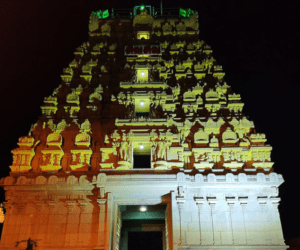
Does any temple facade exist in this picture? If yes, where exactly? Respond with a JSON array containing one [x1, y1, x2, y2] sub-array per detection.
[[0, 5, 287, 250]]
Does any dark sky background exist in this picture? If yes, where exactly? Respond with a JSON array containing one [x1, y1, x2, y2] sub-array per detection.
[[0, 0, 299, 240]]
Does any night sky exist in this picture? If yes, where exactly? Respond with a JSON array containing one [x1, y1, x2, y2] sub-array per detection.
[[0, 0, 298, 240]]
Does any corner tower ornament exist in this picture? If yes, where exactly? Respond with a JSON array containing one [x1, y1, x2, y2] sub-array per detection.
[[0, 5, 287, 250]]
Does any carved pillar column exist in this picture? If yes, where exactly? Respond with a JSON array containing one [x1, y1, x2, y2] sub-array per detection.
[[207, 197, 217, 245], [175, 194, 186, 247], [95, 198, 106, 249], [226, 197, 235, 245], [35, 201, 46, 248], [257, 197, 268, 245], [105, 193, 113, 250], [15, 203, 27, 243], [270, 197, 285, 245], [195, 197, 205, 245], [46, 201, 58, 247], [64, 200, 79, 248], [77, 200, 90, 247], [28, 203, 38, 242], [238, 197, 249, 245]]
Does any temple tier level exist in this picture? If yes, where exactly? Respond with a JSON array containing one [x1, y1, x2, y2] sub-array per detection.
[[0, 5, 287, 250]]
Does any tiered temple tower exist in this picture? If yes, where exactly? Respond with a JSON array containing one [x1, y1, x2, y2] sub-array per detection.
[[0, 5, 287, 250]]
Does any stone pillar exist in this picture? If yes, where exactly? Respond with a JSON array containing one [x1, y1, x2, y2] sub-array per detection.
[[226, 197, 235, 245], [77, 200, 91, 247], [270, 197, 285, 245], [106, 193, 113, 250], [95, 198, 106, 249], [46, 201, 58, 247], [257, 197, 268, 245], [238, 197, 248, 245], [171, 191, 180, 250], [15, 203, 27, 243], [177, 201, 185, 246], [34, 201, 46, 248], [194, 197, 205, 245], [64, 200, 79, 248], [207, 197, 218, 245]]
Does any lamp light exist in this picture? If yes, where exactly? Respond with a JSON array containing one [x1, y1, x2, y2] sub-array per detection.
[[140, 5, 145, 11], [140, 101, 145, 107], [141, 71, 145, 76], [139, 144, 144, 150], [139, 206, 147, 212]]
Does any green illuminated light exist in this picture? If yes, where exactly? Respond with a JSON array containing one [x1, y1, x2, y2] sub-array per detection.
[[93, 9, 109, 19], [133, 5, 153, 17], [179, 8, 194, 18]]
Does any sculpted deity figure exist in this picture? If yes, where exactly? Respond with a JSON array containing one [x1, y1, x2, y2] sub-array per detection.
[[180, 126, 190, 144], [156, 137, 167, 160], [172, 83, 181, 98], [119, 134, 130, 161]]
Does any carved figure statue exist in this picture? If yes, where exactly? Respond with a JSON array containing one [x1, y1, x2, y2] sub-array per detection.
[[171, 83, 181, 98], [119, 135, 130, 161], [156, 137, 167, 160], [157, 141, 166, 160], [180, 126, 190, 144]]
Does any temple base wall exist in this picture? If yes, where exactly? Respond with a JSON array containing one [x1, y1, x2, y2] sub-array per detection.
[[0, 172, 287, 250]]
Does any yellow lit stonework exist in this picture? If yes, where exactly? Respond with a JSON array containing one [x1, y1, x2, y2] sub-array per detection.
[[0, 6, 287, 250], [137, 31, 150, 39], [136, 69, 148, 83]]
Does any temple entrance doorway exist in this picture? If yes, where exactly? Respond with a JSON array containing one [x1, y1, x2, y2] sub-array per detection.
[[119, 205, 166, 250], [128, 232, 163, 250]]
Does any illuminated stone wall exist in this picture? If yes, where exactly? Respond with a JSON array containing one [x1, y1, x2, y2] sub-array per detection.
[[0, 6, 287, 250]]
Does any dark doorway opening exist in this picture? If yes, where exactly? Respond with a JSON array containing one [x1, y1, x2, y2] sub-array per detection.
[[133, 155, 151, 169], [128, 231, 163, 250]]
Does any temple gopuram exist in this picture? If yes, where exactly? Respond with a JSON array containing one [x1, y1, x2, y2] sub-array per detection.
[[0, 5, 287, 250]]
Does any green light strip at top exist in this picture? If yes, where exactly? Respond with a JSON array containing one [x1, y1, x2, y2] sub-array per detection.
[[179, 8, 195, 18], [93, 9, 109, 19]]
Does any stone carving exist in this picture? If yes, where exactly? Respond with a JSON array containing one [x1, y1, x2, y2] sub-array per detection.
[[205, 89, 219, 101], [48, 175, 58, 184], [171, 83, 181, 99], [10, 136, 35, 172], [81, 119, 91, 132], [192, 83, 204, 95], [119, 134, 131, 162], [183, 90, 196, 102], [179, 121, 192, 144], [204, 118, 224, 134], [41, 132, 64, 171], [66, 91, 80, 105], [71, 132, 92, 171], [156, 137, 168, 160], [36, 176, 47, 185], [56, 119, 68, 133], [101, 23, 111, 36], [194, 128, 209, 143], [222, 128, 238, 143], [209, 135, 219, 147], [133, 10, 154, 26], [89, 13, 99, 32], [89, 91, 102, 102]]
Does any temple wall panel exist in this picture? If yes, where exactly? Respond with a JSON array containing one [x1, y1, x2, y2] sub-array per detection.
[[0, 168, 287, 249]]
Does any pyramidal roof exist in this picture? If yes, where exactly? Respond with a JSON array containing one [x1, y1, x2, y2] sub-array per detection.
[[6, 6, 273, 176]]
